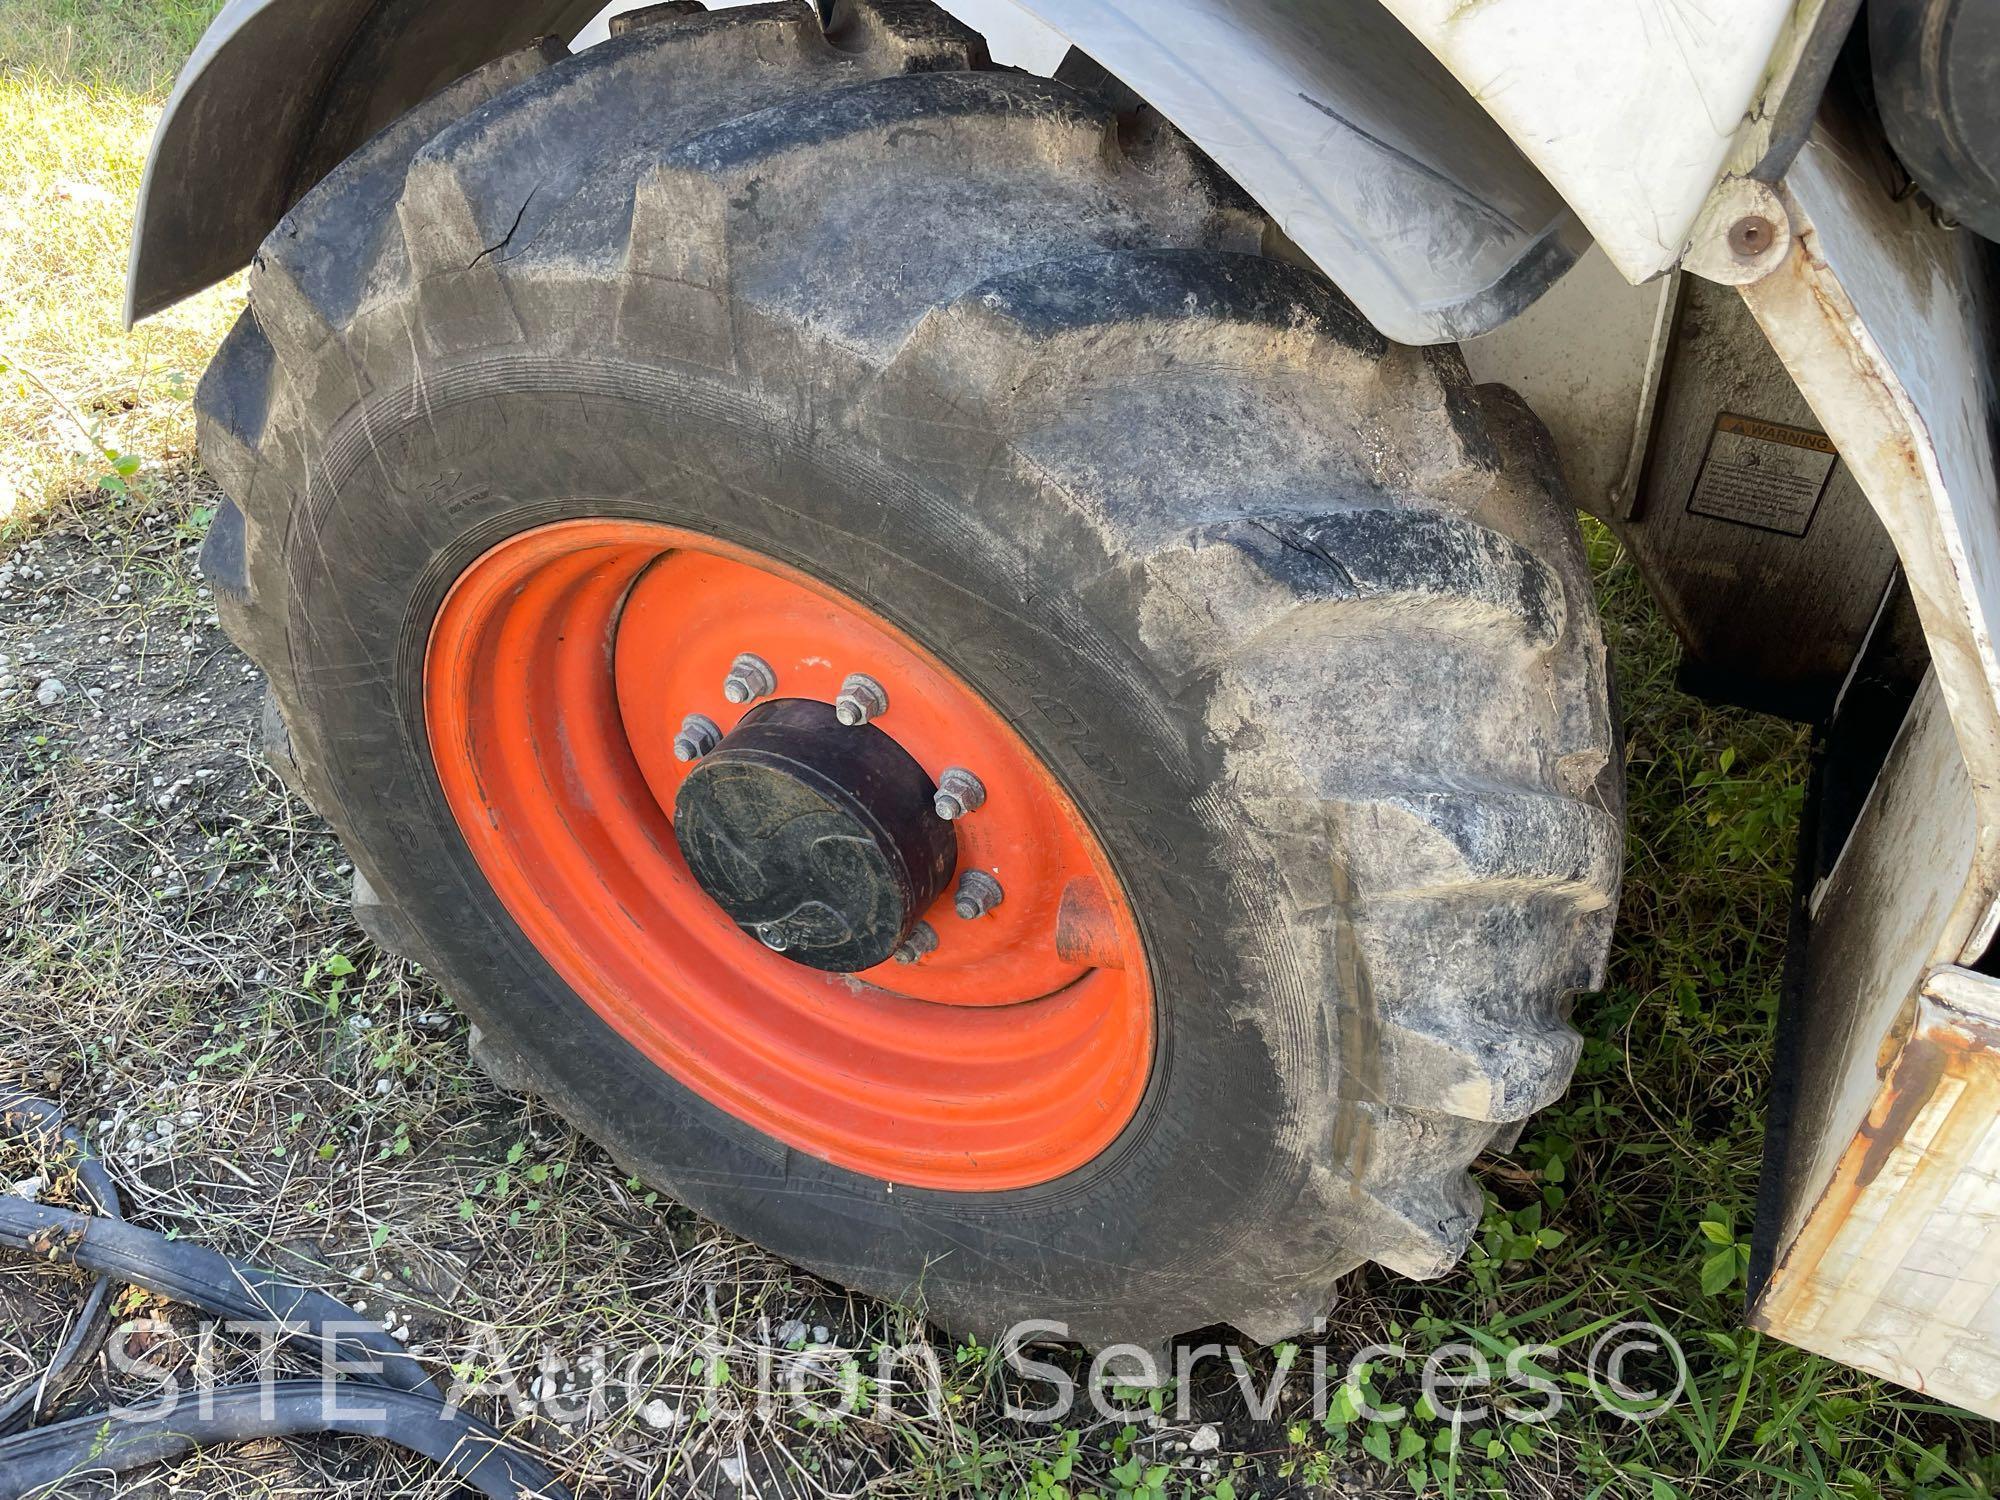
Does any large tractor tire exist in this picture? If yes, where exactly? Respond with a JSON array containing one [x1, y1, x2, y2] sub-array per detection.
[[196, 0, 1622, 1347]]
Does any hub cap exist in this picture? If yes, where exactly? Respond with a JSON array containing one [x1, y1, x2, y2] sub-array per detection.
[[423, 520, 1152, 1190], [674, 698, 957, 971]]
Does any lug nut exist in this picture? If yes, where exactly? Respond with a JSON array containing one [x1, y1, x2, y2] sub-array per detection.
[[954, 870, 1003, 920], [933, 767, 986, 821], [892, 921, 938, 964], [672, 713, 722, 762], [834, 673, 888, 727], [721, 652, 776, 705]]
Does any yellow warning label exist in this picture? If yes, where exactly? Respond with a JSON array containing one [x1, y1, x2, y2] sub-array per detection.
[[1688, 412, 1839, 537], [1713, 413, 1838, 453]]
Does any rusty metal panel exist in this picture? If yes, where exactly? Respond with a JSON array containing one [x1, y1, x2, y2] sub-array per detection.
[[1756, 967, 2000, 1417], [1742, 95, 2000, 1407], [1764, 676, 1979, 1263]]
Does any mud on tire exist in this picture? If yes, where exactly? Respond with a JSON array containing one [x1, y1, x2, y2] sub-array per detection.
[[196, 0, 1622, 1347]]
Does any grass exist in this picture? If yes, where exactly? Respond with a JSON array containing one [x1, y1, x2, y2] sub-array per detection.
[[0, 2, 1995, 1496], [0, 0, 232, 532], [1327, 525, 1935, 1498]]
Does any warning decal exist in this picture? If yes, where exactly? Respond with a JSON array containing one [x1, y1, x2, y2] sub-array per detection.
[[1686, 413, 1838, 537]]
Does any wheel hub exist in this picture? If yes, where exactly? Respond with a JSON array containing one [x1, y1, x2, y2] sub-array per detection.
[[423, 519, 1153, 1190], [673, 699, 957, 971]]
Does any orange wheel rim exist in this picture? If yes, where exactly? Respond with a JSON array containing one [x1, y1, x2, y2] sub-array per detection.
[[423, 520, 1152, 1190]]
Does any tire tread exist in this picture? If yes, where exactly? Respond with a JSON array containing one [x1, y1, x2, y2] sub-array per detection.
[[200, 0, 1621, 1341]]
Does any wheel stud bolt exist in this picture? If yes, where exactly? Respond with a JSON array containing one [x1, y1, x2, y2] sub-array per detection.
[[834, 673, 888, 726], [933, 767, 986, 821], [892, 921, 938, 964], [954, 870, 1003, 920], [721, 652, 776, 705], [673, 713, 722, 762]]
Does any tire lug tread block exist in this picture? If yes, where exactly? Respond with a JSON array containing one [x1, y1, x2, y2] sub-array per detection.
[[611, 1, 710, 37], [824, 0, 989, 71], [192, 313, 278, 509]]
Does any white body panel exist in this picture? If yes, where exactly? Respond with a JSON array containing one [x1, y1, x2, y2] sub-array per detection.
[[1759, 965, 2000, 1418], [1742, 120, 2000, 942], [1382, 0, 1811, 283], [1734, 114, 2000, 1415], [977, 0, 1589, 341], [982, 0, 1830, 295]]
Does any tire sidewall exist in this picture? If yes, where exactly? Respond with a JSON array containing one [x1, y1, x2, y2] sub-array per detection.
[[284, 352, 1329, 1338]]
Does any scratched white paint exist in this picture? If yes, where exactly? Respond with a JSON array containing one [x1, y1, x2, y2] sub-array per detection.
[[1744, 109, 2000, 1398], [1380, 0, 1798, 281], [1744, 121, 2000, 956], [1759, 970, 2000, 1420]]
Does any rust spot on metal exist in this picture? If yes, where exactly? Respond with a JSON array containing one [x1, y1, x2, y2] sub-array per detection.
[[1756, 999, 2000, 1374], [1729, 215, 1776, 260], [1054, 877, 1123, 969], [1874, 997, 1919, 1073], [1855, 1033, 1944, 1188]]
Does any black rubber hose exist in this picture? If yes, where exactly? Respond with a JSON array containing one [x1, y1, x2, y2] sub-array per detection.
[[0, 1199, 431, 1395], [0, 1093, 124, 1434], [0, 1094, 572, 1498], [0, 1380, 566, 1500]]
